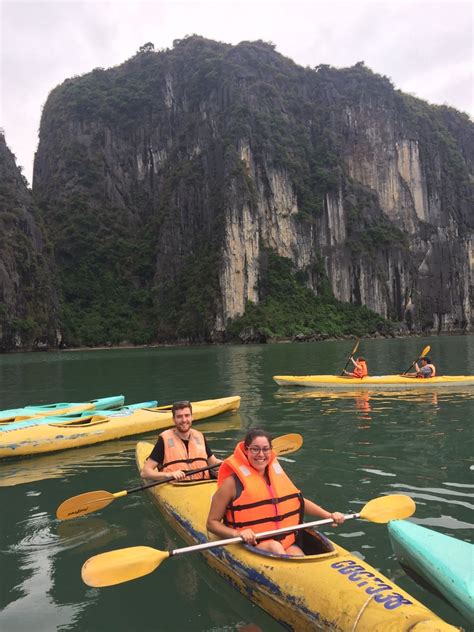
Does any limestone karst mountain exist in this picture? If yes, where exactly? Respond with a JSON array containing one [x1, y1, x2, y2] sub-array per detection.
[[0, 132, 58, 350], [6, 36, 474, 348]]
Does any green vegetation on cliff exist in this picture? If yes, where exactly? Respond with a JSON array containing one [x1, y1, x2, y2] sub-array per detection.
[[47, 194, 155, 347], [0, 134, 58, 350], [227, 251, 392, 340]]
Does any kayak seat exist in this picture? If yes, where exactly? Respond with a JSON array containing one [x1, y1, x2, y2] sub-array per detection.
[[244, 528, 337, 560], [300, 528, 335, 555], [49, 415, 108, 428]]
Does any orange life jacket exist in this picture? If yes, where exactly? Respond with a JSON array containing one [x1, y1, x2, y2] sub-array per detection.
[[353, 360, 368, 378], [160, 428, 210, 480], [218, 441, 304, 549]]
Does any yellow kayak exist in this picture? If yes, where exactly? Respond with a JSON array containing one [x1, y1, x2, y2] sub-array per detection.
[[135, 441, 458, 631], [0, 396, 240, 459], [273, 375, 474, 389]]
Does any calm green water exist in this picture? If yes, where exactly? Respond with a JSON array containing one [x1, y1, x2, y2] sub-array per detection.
[[0, 336, 473, 631]]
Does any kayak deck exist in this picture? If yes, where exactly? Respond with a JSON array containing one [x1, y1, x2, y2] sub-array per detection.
[[388, 520, 474, 625], [136, 441, 458, 631], [273, 375, 474, 389], [0, 400, 158, 433]]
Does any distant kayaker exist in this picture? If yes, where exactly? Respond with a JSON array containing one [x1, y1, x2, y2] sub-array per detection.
[[206, 428, 345, 556], [140, 400, 222, 481], [410, 356, 436, 378], [343, 356, 368, 378]]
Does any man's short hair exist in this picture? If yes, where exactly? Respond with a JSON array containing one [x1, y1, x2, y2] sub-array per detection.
[[421, 356, 431, 363], [172, 400, 192, 417]]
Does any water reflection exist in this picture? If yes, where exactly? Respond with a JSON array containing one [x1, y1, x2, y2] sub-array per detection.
[[0, 439, 138, 488], [217, 345, 266, 428], [275, 386, 474, 422], [0, 510, 82, 631], [56, 518, 128, 553]]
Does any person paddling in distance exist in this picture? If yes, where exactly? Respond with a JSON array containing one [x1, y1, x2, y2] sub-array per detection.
[[140, 401, 221, 481], [207, 429, 345, 556], [408, 356, 436, 379], [343, 356, 368, 378]]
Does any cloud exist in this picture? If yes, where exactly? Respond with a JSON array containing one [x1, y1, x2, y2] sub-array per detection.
[[1, 0, 472, 184]]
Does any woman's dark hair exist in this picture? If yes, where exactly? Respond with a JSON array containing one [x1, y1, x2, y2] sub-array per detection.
[[356, 357, 366, 361], [243, 428, 272, 447]]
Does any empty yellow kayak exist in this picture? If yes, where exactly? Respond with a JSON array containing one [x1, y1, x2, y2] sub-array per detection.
[[273, 375, 474, 389], [136, 441, 458, 631], [0, 396, 240, 459]]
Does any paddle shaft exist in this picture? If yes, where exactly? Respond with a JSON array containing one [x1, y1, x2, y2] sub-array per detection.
[[169, 513, 360, 559], [340, 340, 360, 376], [80, 494, 415, 587], [124, 464, 219, 496], [118, 434, 302, 496], [56, 433, 304, 520], [125, 434, 301, 496], [402, 345, 430, 375]]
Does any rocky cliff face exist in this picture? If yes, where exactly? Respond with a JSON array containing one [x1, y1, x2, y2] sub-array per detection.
[[33, 37, 473, 343], [0, 132, 58, 350]]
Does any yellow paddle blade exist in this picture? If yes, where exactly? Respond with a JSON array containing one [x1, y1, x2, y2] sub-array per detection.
[[273, 433, 303, 456], [360, 494, 416, 524], [420, 345, 430, 358], [56, 490, 116, 521], [351, 339, 360, 356], [82, 546, 169, 587]]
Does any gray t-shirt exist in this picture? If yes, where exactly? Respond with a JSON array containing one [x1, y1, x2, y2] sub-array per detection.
[[419, 365, 433, 378]]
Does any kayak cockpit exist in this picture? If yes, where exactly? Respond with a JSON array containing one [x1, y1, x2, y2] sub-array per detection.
[[243, 527, 337, 561], [173, 481, 338, 561]]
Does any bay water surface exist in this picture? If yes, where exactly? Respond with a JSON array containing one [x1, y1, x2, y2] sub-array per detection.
[[0, 336, 473, 631]]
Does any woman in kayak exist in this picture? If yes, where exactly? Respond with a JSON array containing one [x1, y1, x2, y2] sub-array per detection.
[[343, 357, 368, 378], [207, 429, 345, 556]]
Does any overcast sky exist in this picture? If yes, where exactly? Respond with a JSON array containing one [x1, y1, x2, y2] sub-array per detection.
[[1, 0, 472, 185]]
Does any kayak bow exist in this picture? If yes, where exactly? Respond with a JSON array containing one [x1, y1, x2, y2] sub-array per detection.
[[389, 520, 474, 625], [133, 441, 458, 631]]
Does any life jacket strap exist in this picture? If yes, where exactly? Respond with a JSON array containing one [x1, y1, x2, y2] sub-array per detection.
[[229, 492, 301, 512], [227, 506, 303, 529], [160, 456, 208, 470]]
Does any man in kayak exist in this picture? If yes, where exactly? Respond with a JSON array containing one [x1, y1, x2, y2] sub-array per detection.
[[343, 356, 368, 378], [140, 400, 221, 481], [412, 356, 436, 378], [207, 428, 345, 556]]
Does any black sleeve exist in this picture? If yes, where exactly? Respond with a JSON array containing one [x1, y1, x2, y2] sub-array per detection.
[[147, 436, 165, 466], [204, 436, 213, 458]]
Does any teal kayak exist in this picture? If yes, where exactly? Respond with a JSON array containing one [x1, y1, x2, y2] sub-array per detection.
[[0, 399, 155, 433], [0, 395, 125, 425], [388, 520, 474, 624]]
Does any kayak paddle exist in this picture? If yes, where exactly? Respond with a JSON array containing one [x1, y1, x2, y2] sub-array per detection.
[[81, 494, 416, 587], [401, 345, 430, 375], [56, 433, 303, 520], [340, 339, 360, 376]]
